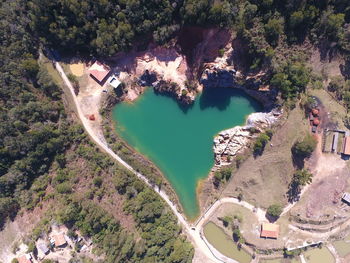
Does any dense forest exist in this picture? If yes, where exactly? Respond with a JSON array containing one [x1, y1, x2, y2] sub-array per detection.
[[0, 0, 193, 262], [28, 0, 350, 61]]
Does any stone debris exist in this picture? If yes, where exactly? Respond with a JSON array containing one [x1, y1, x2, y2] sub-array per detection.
[[213, 110, 282, 166]]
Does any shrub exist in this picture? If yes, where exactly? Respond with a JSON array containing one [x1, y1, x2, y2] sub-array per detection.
[[267, 204, 283, 218], [93, 177, 103, 187], [220, 216, 232, 227], [214, 167, 232, 183], [253, 133, 270, 155], [56, 182, 72, 194], [292, 134, 317, 159], [232, 228, 243, 243], [235, 155, 244, 168], [292, 169, 313, 186]]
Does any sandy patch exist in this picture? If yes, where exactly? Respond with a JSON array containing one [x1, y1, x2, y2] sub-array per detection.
[[70, 63, 84, 77]]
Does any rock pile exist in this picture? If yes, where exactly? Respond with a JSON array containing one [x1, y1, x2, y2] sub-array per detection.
[[213, 110, 282, 166]]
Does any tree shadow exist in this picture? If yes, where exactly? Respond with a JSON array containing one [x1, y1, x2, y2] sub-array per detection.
[[199, 87, 260, 111], [292, 154, 305, 169], [318, 39, 339, 63], [287, 182, 301, 203], [265, 214, 279, 223], [340, 59, 350, 80], [153, 90, 194, 114]]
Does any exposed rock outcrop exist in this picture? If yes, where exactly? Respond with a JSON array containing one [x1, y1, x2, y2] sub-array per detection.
[[213, 109, 282, 166], [139, 70, 195, 105]]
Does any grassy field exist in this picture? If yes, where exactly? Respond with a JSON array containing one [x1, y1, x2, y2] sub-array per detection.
[[332, 233, 350, 258], [221, 107, 309, 209], [209, 203, 259, 235]]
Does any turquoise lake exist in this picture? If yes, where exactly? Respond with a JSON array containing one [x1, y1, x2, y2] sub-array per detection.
[[112, 87, 261, 218]]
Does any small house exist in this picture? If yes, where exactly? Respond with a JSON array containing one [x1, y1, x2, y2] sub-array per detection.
[[87, 61, 110, 85], [260, 223, 279, 239], [109, 75, 122, 89], [313, 118, 320, 126], [332, 132, 339, 152], [312, 108, 319, 117], [343, 137, 350, 156], [342, 192, 350, 204], [17, 255, 32, 263], [52, 234, 67, 247], [37, 243, 50, 255]]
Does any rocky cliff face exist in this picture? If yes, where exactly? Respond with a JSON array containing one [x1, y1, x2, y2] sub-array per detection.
[[213, 110, 282, 166], [139, 70, 195, 105]]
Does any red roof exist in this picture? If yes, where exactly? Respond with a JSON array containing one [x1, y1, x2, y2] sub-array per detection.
[[312, 109, 319, 116], [343, 137, 350, 155], [261, 223, 279, 239], [53, 234, 67, 247], [313, 118, 320, 126], [17, 255, 32, 263], [87, 61, 110, 83]]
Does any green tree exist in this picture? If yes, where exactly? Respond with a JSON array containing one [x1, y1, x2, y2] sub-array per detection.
[[232, 228, 243, 243], [292, 134, 317, 159], [267, 204, 283, 218], [253, 133, 270, 155], [271, 62, 310, 99], [265, 17, 284, 46], [292, 169, 313, 186], [314, 9, 345, 41], [220, 216, 232, 227], [93, 177, 103, 188]]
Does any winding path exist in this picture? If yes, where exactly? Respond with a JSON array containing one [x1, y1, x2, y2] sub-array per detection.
[[53, 60, 236, 263]]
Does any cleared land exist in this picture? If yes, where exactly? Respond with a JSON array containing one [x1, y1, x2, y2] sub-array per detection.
[[70, 63, 84, 76]]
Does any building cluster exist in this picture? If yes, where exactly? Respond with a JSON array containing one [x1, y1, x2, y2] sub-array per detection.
[[324, 129, 350, 156], [15, 226, 92, 263]]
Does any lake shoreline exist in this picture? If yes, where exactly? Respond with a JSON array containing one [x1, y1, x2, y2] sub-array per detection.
[[111, 87, 267, 218]]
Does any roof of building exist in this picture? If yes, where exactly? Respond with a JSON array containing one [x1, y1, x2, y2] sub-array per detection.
[[312, 108, 319, 116], [109, 76, 121, 88], [87, 61, 110, 83], [53, 234, 67, 247], [342, 192, 350, 203], [17, 255, 32, 263], [343, 137, 350, 155], [261, 223, 279, 239], [313, 118, 320, 125], [37, 243, 49, 254]]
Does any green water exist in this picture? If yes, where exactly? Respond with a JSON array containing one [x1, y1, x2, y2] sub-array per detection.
[[113, 87, 261, 218], [332, 234, 350, 257], [303, 247, 335, 263], [203, 221, 251, 263]]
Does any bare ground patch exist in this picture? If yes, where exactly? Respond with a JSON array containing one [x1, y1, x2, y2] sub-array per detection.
[[291, 150, 350, 220], [0, 205, 48, 263]]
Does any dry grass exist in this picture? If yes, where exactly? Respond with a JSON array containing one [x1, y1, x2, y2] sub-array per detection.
[[70, 63, 84, 77], [221, 107, 309, 209]]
